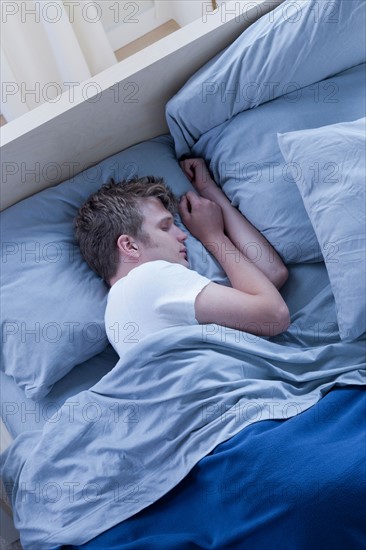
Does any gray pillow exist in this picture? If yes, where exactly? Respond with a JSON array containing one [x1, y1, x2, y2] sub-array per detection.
[[166, 0, 366, 158], [190, 64, 365, 263], [278, 118, 366, 340]]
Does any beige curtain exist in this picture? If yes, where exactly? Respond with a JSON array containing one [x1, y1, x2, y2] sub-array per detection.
[[1, 0, 117, 122]]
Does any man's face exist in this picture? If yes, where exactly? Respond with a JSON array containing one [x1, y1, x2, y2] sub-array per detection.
[[136, 198, 189, 267]]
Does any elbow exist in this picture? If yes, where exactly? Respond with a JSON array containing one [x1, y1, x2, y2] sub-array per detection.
[[252, 300, 291, 337], [272, 302, 291, 336], [271, 265, 289, 290]]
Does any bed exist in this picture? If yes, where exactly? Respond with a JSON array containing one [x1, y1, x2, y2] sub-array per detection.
[[1, 0, 365, 548]]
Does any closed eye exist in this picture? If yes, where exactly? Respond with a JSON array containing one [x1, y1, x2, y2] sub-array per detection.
[[160, 221, 173, 231], [159, 216, 174, 231]]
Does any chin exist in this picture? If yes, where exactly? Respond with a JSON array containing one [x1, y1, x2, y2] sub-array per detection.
[[177, 255, 189, 267]]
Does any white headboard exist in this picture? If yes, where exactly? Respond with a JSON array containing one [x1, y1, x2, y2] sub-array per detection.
[[0, 0, 283, 211]]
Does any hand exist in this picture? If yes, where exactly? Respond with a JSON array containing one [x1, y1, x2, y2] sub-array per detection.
[[180, 158, 219, 201], [178, 191, 224, 243]]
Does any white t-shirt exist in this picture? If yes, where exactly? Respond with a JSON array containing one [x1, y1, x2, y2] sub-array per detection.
[[105, 260, 211, 357]]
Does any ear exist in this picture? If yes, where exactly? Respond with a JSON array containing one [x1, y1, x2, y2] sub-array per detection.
[[116, 234, 140, 258]]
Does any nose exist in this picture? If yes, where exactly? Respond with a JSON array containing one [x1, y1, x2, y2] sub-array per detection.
[[175, 225, 188, 242]]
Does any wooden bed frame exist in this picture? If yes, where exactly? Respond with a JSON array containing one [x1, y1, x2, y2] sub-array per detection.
[[0, 0, 284, 542]]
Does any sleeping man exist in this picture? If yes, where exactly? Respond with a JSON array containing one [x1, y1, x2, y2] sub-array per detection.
[[74, 158, 290, 356]]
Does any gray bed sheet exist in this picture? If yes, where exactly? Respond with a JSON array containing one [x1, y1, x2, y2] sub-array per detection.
[[1, 260, 341, 439], [3, 255, 365, 549]]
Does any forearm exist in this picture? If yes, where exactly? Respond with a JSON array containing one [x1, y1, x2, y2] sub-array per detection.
[[178, 186, 290, 333], [205, 232, 286, 304], [203, 184, 288, 288]]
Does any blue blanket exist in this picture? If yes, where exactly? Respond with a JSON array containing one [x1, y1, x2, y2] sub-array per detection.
[[1, 320, 365, 548], [64, 385, 366, 550]]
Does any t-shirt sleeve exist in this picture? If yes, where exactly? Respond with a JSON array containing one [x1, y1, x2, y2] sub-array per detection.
[[125, 260, 211, 327]]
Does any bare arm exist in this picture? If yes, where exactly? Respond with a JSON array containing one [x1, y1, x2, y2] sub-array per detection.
[[180, 158, 288, 289], [178, 192, 290, 337]]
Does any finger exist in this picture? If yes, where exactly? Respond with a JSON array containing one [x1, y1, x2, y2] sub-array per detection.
[[186, 191, 214, 208], [178, 194, 190, 219], [179, 161, 193, 182], [185, 190, 201, 206]]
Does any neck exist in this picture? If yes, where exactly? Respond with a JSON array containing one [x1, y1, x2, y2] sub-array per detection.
[[109, 258, 144, 287]]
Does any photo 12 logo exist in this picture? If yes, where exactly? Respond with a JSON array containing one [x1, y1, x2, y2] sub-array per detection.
[[201, 1, 340, 24], [1, 2, 142, 25], [1, 80, 140, 107]]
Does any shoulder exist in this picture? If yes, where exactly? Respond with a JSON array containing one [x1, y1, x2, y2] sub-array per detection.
[[109, 261, 211, 299], [126, 260, 186, 284], [127, 260, 202, 282], [109, 261, 168, 291]]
